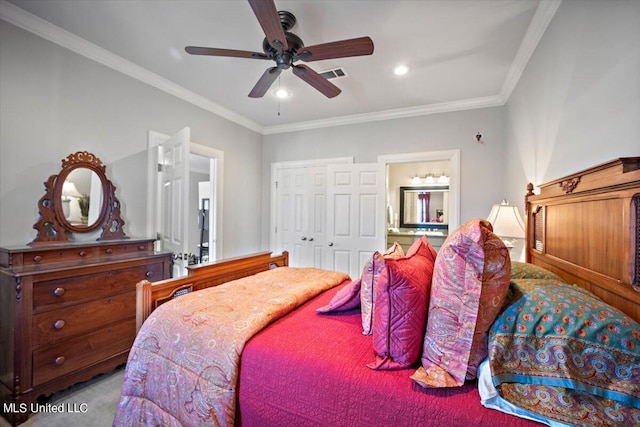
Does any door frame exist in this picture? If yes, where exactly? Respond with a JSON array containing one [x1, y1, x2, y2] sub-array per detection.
[[147, 130, 225, 260], [378, 149, 461, 232], [269, 157, 353, 253]]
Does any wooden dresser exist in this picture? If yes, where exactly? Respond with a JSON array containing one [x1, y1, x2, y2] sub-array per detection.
[[0, 238, 171, 425]]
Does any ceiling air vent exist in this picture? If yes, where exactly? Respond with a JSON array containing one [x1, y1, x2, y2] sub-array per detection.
[[319, 67, 348, 80]]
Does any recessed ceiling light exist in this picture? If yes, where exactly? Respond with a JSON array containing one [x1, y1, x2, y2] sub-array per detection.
[[393, 64, 410, 76], [274, 88, 290, 99]]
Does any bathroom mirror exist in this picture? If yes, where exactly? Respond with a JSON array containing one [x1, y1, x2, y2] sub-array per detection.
[[30, 151, 127, 244], [399, 186, 449, 228]]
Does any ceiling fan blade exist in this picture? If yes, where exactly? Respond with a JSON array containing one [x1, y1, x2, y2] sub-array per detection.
[[292, 65, 341, 98], [297, 37, 374, 62], [185, 46, 269, 60], [249, 67, 282, 98], [248, 0, 289, 52]]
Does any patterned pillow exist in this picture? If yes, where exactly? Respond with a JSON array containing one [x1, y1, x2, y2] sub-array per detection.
[[316, 278, 362, 313], [510, 261, 564, 281], [489, 279, 640, 425], [360, 242, 405, 335], [411, 219, 510, 388], [368, 237, 437, 370]]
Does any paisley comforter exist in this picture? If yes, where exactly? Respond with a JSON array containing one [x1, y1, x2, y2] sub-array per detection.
[[114, 267, 349, 427]]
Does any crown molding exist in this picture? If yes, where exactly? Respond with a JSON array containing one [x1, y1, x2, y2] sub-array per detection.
[[0, 0, 263, 134], [262, 95, 505, 135], [500, 0, 561, 101], [1, 0, 559, 136]]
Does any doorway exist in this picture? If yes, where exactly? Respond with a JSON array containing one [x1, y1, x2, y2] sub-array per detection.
[[147, 129, 224, 277], [378, 150, 460, 236]]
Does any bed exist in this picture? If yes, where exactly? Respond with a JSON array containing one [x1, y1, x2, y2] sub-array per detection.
[[114, 158, 639, 427]]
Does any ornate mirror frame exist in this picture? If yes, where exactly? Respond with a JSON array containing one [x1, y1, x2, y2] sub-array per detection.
[[30, 151, 128, 244]]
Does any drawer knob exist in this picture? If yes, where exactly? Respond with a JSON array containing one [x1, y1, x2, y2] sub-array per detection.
[[146, 271, 153, 278], [105, 248, 113, 254], [79, 251, 87, 257], [138, 245, 145, 251], [54, 356, 66, 366], [53, 287, 66, 297], [53, 320, 66, 330], [33, 255, 42, 263]]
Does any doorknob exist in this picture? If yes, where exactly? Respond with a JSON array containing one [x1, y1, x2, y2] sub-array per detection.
[[328, 242, 334, 247]]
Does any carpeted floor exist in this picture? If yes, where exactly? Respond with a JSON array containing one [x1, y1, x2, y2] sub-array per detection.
[[0, 366, 124, 427]]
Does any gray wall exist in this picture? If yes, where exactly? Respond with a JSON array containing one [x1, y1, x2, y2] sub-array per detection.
[[261, 107, 508, 248], [504, 0, 640, 207], [0, 21, 263, 257]]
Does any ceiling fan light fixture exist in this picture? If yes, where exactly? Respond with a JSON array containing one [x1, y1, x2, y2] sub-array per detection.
[[393, 64, 410, 76], [274, 88, 290, 99]]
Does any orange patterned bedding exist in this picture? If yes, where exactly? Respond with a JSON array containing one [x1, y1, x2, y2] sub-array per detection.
[[114, 267, 349, 426]]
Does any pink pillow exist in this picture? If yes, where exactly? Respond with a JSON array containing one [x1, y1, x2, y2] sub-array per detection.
[[411, 219, 510, 387], [316, 278, 361, 313], [360, 242, 404, 335], [368, 237, 437, 370]]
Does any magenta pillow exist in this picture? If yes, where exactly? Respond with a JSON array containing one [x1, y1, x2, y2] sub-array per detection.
[[411, 219, 510, 387], [367, 237, 437, 370], [360, 242, 405, 335], [316, 278, 362, 313]]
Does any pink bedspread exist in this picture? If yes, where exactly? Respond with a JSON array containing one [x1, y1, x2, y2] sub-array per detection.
[[114, 267, 349, 427], [236, 281, 543, 427]]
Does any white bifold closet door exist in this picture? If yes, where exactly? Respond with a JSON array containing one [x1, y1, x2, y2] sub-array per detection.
[[275, 166, 327, 269], [325, 163, 385, 280], [275, 162, 384, 280]]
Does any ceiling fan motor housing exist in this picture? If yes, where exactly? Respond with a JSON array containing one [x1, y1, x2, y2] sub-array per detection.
[[262, 31, 304, 69]]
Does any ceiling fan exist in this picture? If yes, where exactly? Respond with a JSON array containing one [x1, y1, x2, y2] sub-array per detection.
[[185, 0, 374, 99]]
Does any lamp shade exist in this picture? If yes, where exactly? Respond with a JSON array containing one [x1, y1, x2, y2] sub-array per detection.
[[62, 181, 83, 198], [486, 200, 525, 239]]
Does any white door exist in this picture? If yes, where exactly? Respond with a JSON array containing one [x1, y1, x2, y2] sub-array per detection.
[[306, 166, 327, 268], [326, 163, 385, 279], [275, 166, 326, 268], [159, 127, 190, 277], [275, 167, 305, 265]]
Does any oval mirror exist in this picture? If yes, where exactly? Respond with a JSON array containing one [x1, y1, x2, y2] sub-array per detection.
[[58, 167, 106, 231], [53, 165, 107, 233]]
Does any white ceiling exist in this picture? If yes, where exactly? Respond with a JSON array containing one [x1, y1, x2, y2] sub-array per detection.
[[1, 0, 559, 134]]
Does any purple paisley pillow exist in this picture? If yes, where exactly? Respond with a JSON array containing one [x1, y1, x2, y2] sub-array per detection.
[[411, 219, 510, 387], [316, 278, 362, 313]]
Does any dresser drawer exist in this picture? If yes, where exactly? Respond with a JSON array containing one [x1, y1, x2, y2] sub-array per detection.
[[99, 241, 154, 257], [33, 291, 135, 347], [21, 241, 155, 267], [24, 246, 97, 266], [33, 262, 164, 311], [32, 318, 135, 387]]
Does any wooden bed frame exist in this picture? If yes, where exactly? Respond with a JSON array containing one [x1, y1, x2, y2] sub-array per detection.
[[136, 157, 640, 329], [136, 251, 288, 330], [525, 157, 640, 323]]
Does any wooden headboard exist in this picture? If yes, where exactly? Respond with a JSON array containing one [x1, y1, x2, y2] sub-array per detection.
[[525, 157, 640, 323], [136, 251, 289, 331]]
